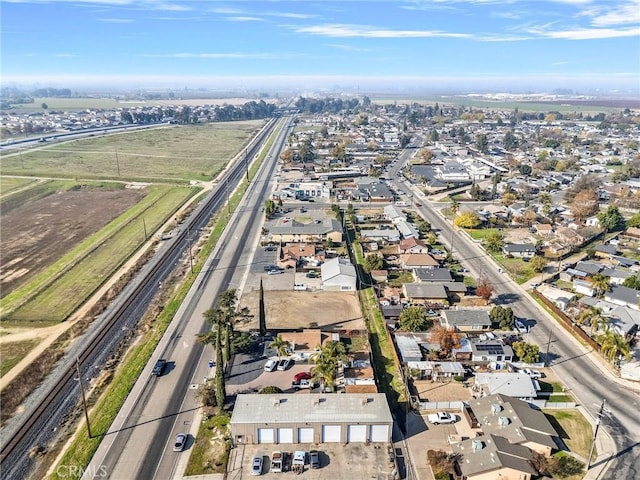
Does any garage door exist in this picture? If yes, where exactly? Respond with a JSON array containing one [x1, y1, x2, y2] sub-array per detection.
[[298, 427, 314, 443], [277, 428, 293, 444], [322, 425, 341, 443], [369, 424, 389, 443], [347, 425, 367, 443], [257, 428, 274, 444]]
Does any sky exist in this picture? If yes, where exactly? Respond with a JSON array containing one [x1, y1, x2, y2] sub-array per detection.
[[1, 0, 639, 93]]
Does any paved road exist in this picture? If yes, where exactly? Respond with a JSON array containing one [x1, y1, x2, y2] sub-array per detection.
[[388, 165, 640, 479], [85, 118, 293, 480]]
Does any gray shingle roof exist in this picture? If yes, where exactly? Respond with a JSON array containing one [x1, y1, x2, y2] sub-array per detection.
[[442, 309, 492, 326]]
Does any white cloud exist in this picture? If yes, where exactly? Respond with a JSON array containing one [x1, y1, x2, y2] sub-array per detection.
[[226, 16, 263, 22], [293, 23, 472, 39], [529, 25, 640, 39], [141, 52, 293, 60], [98, 17, 134, 23], [325, 43, 371, 52], [581, 1, 640, 27]]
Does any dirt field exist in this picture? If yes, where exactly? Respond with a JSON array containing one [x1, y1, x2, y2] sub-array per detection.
[[0, 186, 145, 294], [238, 291, 365, 331]]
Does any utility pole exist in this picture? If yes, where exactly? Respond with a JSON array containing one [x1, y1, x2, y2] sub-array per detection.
[[244, 149, 249, 181], [587, 399, 606, 470], [186, 225, 194, 274], [142, 217, 148, 241], [115, 148, 121, 176], [76, 357, 92, 438], [226, 177, 231, 216], [545, 328, 553, 366]]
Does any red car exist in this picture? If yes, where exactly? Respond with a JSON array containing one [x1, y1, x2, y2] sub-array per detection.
[[294, 371, 312, 382]]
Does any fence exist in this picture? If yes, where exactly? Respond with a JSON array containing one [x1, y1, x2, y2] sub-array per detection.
[[531, 290, 600, 351], [417, 400, 464, 411]]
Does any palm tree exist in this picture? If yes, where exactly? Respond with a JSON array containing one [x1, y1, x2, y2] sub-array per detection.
[[598, 330, 631, 366], [578, 306, 606, 331], [269, 336, 291, 361], [309, 341, 348, 392], [590, 274, 611, 297]]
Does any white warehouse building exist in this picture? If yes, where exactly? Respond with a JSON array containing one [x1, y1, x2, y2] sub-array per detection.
[[230, 393, 393, 445]]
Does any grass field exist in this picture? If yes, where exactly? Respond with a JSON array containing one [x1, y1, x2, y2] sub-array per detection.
[[0, 121, 263, 181], [1, 184, 199, 324], [0, 177, 38, 196], [0, 338, 41, 377]]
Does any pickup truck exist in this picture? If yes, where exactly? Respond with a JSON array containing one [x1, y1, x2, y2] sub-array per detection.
[[427, 412, 456, 425], [270, 451, 284, 473], [291, 378, 315, 390], [292, 450, 306, 474]]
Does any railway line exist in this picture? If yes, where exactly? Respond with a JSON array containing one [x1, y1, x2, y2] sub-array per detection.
[[0, 116, 281, 478]]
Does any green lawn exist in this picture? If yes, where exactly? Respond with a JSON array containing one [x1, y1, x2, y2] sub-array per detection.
[[545, 409, 593, 460], [464, 227, 500, 241], [0, 121, 263, 182]]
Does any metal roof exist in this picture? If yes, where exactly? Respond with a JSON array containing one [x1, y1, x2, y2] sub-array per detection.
[[230, 393, 393, 425]]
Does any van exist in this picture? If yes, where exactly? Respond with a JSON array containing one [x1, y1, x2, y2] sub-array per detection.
[[264, 359, 277, 372]]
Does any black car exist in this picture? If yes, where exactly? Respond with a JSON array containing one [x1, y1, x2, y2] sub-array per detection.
[[309, 450, 320, 469], [152, 359, 167, 376]]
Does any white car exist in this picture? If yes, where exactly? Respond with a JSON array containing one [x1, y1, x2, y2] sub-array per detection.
[[515, 320, 528, 334], [427, 412, 457, 425], [264, 359, 277, 372]]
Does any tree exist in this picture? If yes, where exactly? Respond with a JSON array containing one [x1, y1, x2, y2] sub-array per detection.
[[310, 341, 347, 392], [622, 275, 640, 289], [198, 308, 226, 411], [41, 102, 48, 110], [363, 253, 383, 273], [430, 325, 462, 356], [529, 256, 548, 274], [597, 205, 626, 232], [483, 230, 505, 253], [476, 277, 495, 303], [598, 330, 631, 366], [417, 220, 432, 237], [512, 341, 540, 363], [265, 199, 275, 219], [627, 212, 640, 228], [572, 190, 599, 223], [280, 149, 294, 164], [503, 130, 518, 150], [398, 306, 433, 331], [454, 211, 481, 229], [269, 336, 292, 360], [475, 133, 489, 153], [217, 289, 252, 365], [501, 192, 518, 207], [196, 378, 217, 407], [490, 305, 516, 329], [259, 278, 267, 336], [578, 307, 608, 331], [420, 148, 434, 163], [258, 386, 283, 394], [590, 273, 611, 297]]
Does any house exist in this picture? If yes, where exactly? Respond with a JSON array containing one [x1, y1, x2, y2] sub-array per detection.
[[601, 267, 633, 286], [474, 372, 538, 399], [502, 243, 536, 259], [469, 394, 559, 456], [230, 393, 393, 445], [470, 339, 514, 366], [321, 257, 357, 291], [383, 204, 405, 222], [398, 237, 430, 254], [414, 267, 453, 283], [279, 244, 322, 269], [400, 253, 440, 269], [395, 219, 420, 239], [607, 306, 640, 337], [604, 285, 640, 311], [536, 284, 576, 311], [359, 228, 401, 244], [595, 244, 619, 259], [278, 329, 328, 361], [370, 269, 388, 283], [452, 434, 537, 480], [573, 278, 595, 297], [343, 352, 376, 388], [620, 226, 640, 242], [533, 223, 554, 236], [268, 218, 343, 244], [402, 283, 449, 306], [441, 309, 492, 332], [406, 361, 465, 381], [395, 334, 423, 362]]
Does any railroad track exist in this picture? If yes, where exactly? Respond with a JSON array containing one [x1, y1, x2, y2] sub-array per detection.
[[0, 117, 280, 472]]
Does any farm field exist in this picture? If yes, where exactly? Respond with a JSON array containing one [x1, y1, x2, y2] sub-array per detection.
[[0, 177, 39, 196], [0, 182, 199, 325], [0, 121, 264, 181]]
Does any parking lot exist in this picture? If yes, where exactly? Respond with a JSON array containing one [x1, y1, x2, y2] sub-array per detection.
[[228, 440, 396, 479]]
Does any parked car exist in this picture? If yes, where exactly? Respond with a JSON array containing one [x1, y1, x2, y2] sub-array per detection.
[[427, 412, 457, 425], [522, 368, 543, 379], [251, 455, 263, 476], [264, 359, 277, 372], [264, 245, 277, 252], [309, 450, 320, 469], [277, 358, 292, 371], [267, 268, 283, 275], [263, 264, 278, 272], [515, 320, 528, 334], [173, 433, 187, 452], [294, 371, 312, 382], [152, 359, 167, 376]]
